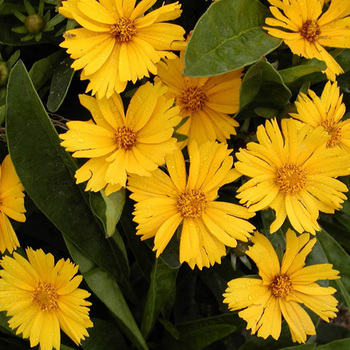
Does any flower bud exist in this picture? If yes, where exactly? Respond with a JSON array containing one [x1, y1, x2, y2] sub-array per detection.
[[24, 14, 45, 34], [0, 61, 9, 87]]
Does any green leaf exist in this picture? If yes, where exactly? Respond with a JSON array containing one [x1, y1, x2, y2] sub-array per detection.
[[141, 258, 178, 339], [163, 314, 238, 350], [239, 57, 291, 111], [317, 338, 350, 350], [47, 57, 75, 112], [184, 0, 281, 77], [317, 229, 350, 311], [82, 318, 128, 350], [5, 61, 124, 282], [28, 51, 62, 91], [65, 239, 148, 350]]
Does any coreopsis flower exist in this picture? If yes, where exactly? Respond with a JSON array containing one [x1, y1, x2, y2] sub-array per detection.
[[223, 230, 339, 343], [0, 248, 93, 350], [291, 81, 350, 151], [0, 155, 26, 253], [155, 54, 242, 146], [264, 0, 350, 80], [59, 0, 186, 98], [235, 118, 350, 234], [128, 141, 255, 269], [60, 82, 181, 195]]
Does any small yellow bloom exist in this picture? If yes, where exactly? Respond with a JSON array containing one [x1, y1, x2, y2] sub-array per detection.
[[0, 248, 93, 350], [224, 230, 339, 343], [59, 0, 186, 98], [235, 118, 350, 234], [264, 0, 350, 80], [291, 81, 350, 151], [60, 82, 181, 195], [155, 54, 242, 146], [128, 141, 255, 270], [0, 155, 26, 253]]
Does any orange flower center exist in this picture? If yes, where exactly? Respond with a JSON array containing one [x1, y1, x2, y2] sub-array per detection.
[[270, 274, 293, 298], [275, 164, 306, 194], [320, 119, 342, 148], [32, 282, 58, 311], [110, 17, 136, 42], [180, 86, 208, 112], [177, 189, 207, 219], [300, 20, 320, 42], [115, 126, 137, 150]]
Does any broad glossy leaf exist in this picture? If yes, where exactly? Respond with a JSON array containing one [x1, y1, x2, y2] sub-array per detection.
[[66, 239, 148, 350], [163, 314, 238, 350], [6, 61, 124, 282], [184, 0, 281, 77], [239, 58, 291, 111], [47, 57, 75, 112], [317, 338, 350, 350], [141, 258, 178, 338]]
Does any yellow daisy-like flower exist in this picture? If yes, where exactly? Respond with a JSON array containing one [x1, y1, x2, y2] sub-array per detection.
[[264, 0, 350, 80], [155, 54, 242, 146], [223, 229, 339, 343], [128, 141, 255, 270], [0, 155, 26, 253], [60, 82, 181, 195], [59, 0, 186, 98], [291, 81, 350, 151], [0, 248, 93, 350], [235, 118, 350, 234]]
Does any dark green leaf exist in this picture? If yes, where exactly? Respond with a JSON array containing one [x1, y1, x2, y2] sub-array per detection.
[[65, 239, 148, 350], [82, 318, 128, 350], [47, 57, 75, 112], [5, 61, 124, 282], [277, 345, 316, 350], [184, 0, 281, 77], [239, 57, 291, 111], [29, 51, 62, 91], [317, 338, 350, 350], [317, 229, 350, 310], [141, 258, 178, 338]]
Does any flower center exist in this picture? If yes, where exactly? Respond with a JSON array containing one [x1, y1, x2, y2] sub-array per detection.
[[115, 126, 137, 150], [300, 20, 320, 42], [110, 17, 136, 42], [32, 282, 58, 311], [270, 274, 293, 298], [320, 119, 342, 148], [177, 189, 207, 219], [275, 164, 306, 194], [180, 86, 208, 112]]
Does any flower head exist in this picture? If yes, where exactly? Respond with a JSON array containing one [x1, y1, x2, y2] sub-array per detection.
[[264, 0, 350, 80], [128, 141, 255, 269], [223, 230, 340, 343], [235, 118, 350, 234], [60, 82, 181, 195], [0, 248, 93, 350], [155, 54, 242, 146], [59, 0, 186, 98], [291, 81, 350, 151], [0, 155, 26, 253]]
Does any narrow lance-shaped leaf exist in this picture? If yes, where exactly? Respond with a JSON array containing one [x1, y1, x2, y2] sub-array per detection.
[[184, 0, 282, 77]]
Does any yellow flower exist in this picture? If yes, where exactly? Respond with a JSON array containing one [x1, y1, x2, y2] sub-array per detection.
[[264, 0, 350, 80], [59, 0, 186, 98], [155, 54, 242, 146], [0, 248, 93, 350], [223, 229, 339, 343], [128, 141, 255, 270], [290, 81, 350, 151], [60, 82, 181, 195], [0, 155, 26, 253], [235, 118, 350, 234]]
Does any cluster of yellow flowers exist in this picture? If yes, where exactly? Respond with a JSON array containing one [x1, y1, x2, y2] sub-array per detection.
[[0, 0, 349, 348]]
